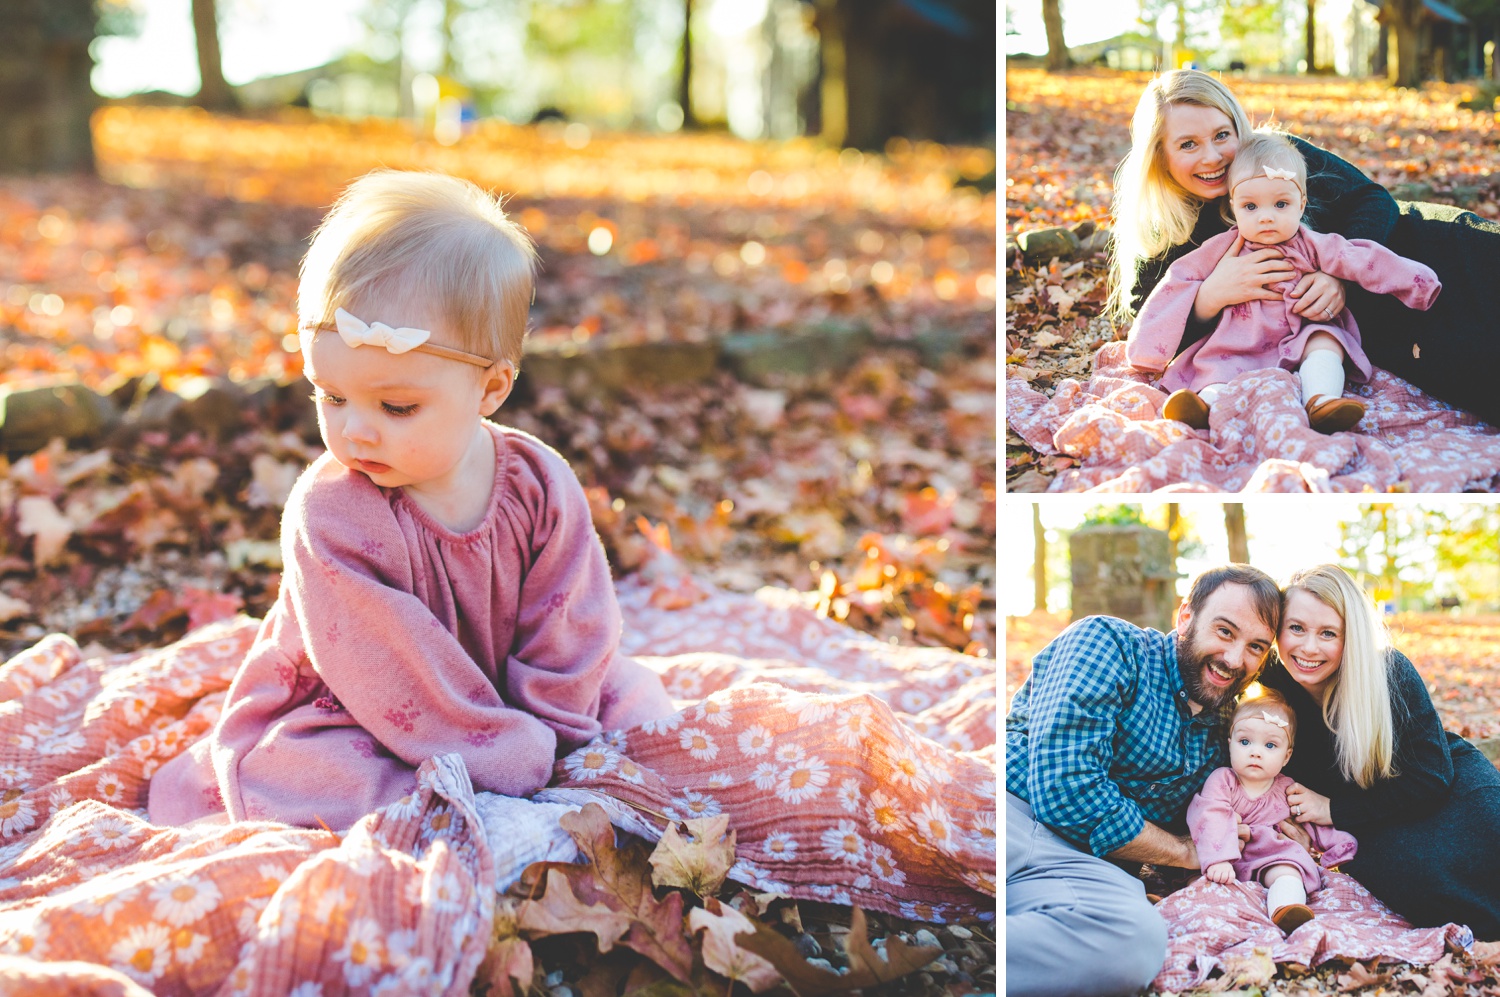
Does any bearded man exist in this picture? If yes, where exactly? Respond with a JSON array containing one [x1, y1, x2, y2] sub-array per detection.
[[1005, 565, 1280, 997]]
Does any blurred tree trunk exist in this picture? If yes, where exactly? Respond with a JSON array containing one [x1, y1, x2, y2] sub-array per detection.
[[1166, 503, 1180, 564], [1224, 504, 1249, 563], [1385, 0, 1425, 86], [440, 0, 459, 77], [1306, 0, 1316, 70], [191, 0, 238, 112], [0, 0, 96, 173], [1043, 0, 1072, 71], [1033, 505, 1047, 612], [679, 0, 698, 128]]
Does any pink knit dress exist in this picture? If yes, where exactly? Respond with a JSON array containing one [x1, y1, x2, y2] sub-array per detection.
[[1187, 767, 1358, 893], [147, 422, 674, 830], [1126, 226, 1441, 394]]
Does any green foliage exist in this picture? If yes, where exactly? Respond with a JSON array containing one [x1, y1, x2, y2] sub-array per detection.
[[96, 0, 141, 38], [1081, 505, 1148, 528]]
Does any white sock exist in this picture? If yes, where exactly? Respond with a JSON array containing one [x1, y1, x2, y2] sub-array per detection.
[[1266, 873, 1307, 914], [1198, 383, 1230, 406], [1298, 350, 1346, 406]]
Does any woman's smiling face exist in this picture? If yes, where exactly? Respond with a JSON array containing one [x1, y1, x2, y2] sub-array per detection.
[[1162, 103, 1239, 199], [1278, 588, 1346, 701]]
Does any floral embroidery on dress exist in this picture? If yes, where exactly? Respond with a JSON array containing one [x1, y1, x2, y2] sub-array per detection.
[[383, 699, 422, 733]]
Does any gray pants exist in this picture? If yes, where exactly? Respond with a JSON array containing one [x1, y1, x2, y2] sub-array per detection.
[[1006, 793, 1167, 997]]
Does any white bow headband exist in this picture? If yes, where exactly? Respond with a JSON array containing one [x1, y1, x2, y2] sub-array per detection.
[[1229, 164, 1305, 198], [1259, 710, 1288, 728], [299, 308, 494, 368]]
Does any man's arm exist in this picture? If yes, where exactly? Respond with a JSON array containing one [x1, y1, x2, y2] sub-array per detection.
[[1108, 821, 1199, 869]]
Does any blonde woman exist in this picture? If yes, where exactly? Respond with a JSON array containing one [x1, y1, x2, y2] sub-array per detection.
[[1109, 70, 1500, 427], [1259, 565, 1500, 939]]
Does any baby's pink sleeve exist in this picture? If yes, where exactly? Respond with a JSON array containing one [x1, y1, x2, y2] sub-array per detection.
[[499, 444, 647, 752], [284, 465, 559, 797], [1308, 822, 1358, 868], [1186, 767, 1244, 870]]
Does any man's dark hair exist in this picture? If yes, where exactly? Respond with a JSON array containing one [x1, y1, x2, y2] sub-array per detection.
[[1185, 564, 1281, 633]]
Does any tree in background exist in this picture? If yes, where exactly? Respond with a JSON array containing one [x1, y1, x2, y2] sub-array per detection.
[[1224, 504, 1249, 563], [1305, 0, 1317, 71], [0, 0, 103, 173], [1428, 505, 1500, 611], [1033, 504, 1047, 613], [1219, 0, 1287, 70], [191, 0, 237, 111], [1042, 0, 1072, 71], [1382, 0, 1427, 86], [1338, 504, 1430, 609]]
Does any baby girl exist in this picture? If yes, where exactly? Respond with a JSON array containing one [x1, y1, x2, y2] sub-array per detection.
[[148, 170, 673, 829], [1188, 687, 1357, 933], [1127, 131, 1441, 434]]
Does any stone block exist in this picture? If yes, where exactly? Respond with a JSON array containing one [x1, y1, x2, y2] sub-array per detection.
[[1017, 226, 1081, 264], [0, 382, 117, 456], [721, 323, 875, 384]]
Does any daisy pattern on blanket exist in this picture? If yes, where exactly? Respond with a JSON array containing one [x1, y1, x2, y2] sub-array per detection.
[[1007, 341, 1500, 491]]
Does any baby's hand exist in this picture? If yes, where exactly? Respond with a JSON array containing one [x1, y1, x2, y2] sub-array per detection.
[[1205, 861, 1235, 884]]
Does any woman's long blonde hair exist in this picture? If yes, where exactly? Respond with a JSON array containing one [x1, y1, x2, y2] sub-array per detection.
[[1283, 564, 1397, 788], [1107, 70, 1254, 324]]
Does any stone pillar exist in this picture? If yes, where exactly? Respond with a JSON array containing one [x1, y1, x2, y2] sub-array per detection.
[[1069, 525, 1179, 633]]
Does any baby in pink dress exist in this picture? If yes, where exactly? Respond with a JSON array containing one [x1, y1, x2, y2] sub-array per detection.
[[148, 170, 673, 830], [1187, 688, 1357, 934], [1127, 131, 1440, 434]]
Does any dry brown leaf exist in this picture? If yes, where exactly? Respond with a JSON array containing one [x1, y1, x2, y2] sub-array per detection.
[[16, 496, 73, 567], [688, 898, 781, 992], [556, 803, 695, 984], [649, 814, 736, 896], [0, 593, 31, 624], [1336, 959, 1393, 991], [519, 868, 632, 952], [477, 899, 536, 997]]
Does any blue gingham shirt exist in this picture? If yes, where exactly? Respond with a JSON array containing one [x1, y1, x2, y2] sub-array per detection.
[[1005, 615, 1230, 857]]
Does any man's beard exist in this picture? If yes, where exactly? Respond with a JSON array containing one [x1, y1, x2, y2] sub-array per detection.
[[1177, 622, 1250, 710]]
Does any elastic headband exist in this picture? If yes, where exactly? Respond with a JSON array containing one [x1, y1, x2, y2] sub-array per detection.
[[298, 308, 494, 368], [1229, 164, 1305, 199]]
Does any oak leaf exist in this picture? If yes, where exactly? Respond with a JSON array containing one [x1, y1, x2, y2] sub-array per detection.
[[648, 814, 735, 896], [556, 804, 695, 983], [16, 496, 73, 567], [688, 898, 781, 992], [519, 868, 631, 951], [477, 899, 535, 997], [734, 907, 940, 996], [1201, 946, 1273, 991], [1337, 959, 1393, 991]]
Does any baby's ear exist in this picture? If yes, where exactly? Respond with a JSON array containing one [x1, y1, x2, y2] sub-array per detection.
[[478, 362, 515, 417]]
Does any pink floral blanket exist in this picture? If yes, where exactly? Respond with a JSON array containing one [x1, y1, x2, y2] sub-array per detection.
[[1154, 872, 1472, 991], [0, 578, 996, 993], [1007, 342, 1500, 491]]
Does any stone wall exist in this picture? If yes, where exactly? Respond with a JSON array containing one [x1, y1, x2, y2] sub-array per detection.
[[1069, 525, 1178, 632]]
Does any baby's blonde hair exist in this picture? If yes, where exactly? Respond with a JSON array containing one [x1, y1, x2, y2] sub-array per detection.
[[1231, 685, 1297, 746], [1226, 131, 1307, 203], [299, 170, 538, 368], [1107, 69, 1254, 323]]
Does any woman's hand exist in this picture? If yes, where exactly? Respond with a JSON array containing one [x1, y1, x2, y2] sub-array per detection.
[[1193, 234, 1297, 321], [1276, 818, 1314, 856], [1286, 782, 1333, 826], [1205, 861, 1236, 885], [1289, 271, 1348, 320]]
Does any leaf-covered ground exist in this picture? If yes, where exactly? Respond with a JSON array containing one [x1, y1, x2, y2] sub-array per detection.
[[1004, 68, 1500, 491], [0, 111, 997, 994], [1006, 609, 1500, 994]]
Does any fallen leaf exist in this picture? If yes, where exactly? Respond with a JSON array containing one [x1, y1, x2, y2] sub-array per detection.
[[649, 814, 736, 896], [477, 899, 536, 997], [519, 868, 632, 952], [181, 587, 244, 630], [0, 593, 31, 624], [1032, 328, 1065, 348], [734, 907, 940, 996], [1337, 958, 1394, 991], [557, 804, 696, 983], [689, 898, 781, 993], [16, 496, 73, 567], [840, 907, 942, 986]]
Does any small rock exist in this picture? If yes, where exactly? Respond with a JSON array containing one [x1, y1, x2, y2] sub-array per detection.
[[806, 957, 834, 972], [1068, 219, 1096, 240], [1017, 226, 1081, 264], [794, 932, 821, 958], [946, 924, 973, 940], [543, 970, 564, 988], [548, 987, 575, 997], [914, 928, 941, 948], [0, 381, 117, 456]]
